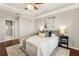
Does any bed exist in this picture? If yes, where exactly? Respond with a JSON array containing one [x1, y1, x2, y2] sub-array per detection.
[[23, 34, 58, 56]]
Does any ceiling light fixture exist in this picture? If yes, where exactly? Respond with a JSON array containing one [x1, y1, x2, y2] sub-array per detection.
[[26, 4, 34, 10], [25, 3, 43, 10]]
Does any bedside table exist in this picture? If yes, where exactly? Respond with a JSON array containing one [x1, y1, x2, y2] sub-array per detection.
[[59, 35, 69, 48]]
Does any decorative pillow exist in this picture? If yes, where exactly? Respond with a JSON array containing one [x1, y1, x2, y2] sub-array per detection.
[[39, 33, 45, 37], [52, 30, 60, 36], [51, 34, 56, 37]]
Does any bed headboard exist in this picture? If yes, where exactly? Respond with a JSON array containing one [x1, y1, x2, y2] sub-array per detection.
[[44, 30, 59, 37]]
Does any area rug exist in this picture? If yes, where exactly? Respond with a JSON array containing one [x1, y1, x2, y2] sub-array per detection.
[[6, 44, 26, 56], [50, 47, 70, 56], [6, 44, 70, 56]]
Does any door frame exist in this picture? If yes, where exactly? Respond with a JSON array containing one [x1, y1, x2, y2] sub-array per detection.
[[4, 19, 15, 41]]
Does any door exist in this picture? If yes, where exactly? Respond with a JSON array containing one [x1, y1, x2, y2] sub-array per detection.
[[4, 20, 15, 41]]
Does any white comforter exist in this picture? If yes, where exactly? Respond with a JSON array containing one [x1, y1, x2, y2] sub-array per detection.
[[25, 36, 58, 56]]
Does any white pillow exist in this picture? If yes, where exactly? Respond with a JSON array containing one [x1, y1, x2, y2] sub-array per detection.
[[39, 33, 45, 37], [51, 34, 56, 37]]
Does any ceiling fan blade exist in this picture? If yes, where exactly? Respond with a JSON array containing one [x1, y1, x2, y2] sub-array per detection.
[[33, 6, 38, 10], [32, 3, 38, 10]]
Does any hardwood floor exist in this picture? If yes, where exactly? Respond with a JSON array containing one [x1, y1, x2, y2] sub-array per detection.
[[0, 42, 7, 56], [0, 39, 79, 56], [0, 39, 19, 56], [4, 39, 19, 47], [70, 48, 79, 56], [59, 46, 79, 56]]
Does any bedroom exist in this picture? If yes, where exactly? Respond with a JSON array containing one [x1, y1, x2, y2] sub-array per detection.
[[0, 3, 79, 56]]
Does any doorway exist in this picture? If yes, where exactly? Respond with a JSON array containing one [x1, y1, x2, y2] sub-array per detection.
[[4, 20, 15, 41]]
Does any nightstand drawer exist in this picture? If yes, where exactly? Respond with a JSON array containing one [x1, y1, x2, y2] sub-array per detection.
[[62, 39, 67, 43]]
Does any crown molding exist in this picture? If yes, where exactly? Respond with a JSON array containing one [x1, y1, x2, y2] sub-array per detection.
[[35, 4, 79, 19], [0, 4, 34, 16]]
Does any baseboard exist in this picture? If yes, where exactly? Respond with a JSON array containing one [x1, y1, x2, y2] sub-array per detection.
[[69, 46, 79, 51]]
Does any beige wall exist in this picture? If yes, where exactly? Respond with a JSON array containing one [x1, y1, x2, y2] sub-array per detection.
[[19, 15, 38, 38], [0, 17, 4, 42]]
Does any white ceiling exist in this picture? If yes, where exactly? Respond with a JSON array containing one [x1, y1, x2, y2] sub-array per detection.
[[1, 3, 73, 17], [0, 3, 79, 19], [0, 6, 17, 19]]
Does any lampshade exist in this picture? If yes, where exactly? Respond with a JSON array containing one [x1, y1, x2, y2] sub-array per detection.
[[59, 26, 66, 35], [39, 26, 44, 32]]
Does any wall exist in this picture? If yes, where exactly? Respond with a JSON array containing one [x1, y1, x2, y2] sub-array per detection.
[[19, 15, 38, 38], [55, 8, 79, 49], [36, 17, 45, 31], [0, 9, 38, 41], [36, 8, 79, 49], [0, 17, 4, 42], [14, 16, 20, 39]]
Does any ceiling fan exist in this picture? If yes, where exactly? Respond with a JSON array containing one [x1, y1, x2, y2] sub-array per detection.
[[24, 3, 43, 10]]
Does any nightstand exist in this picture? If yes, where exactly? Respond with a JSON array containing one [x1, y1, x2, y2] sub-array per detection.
[[59, 35, 69, 48]]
